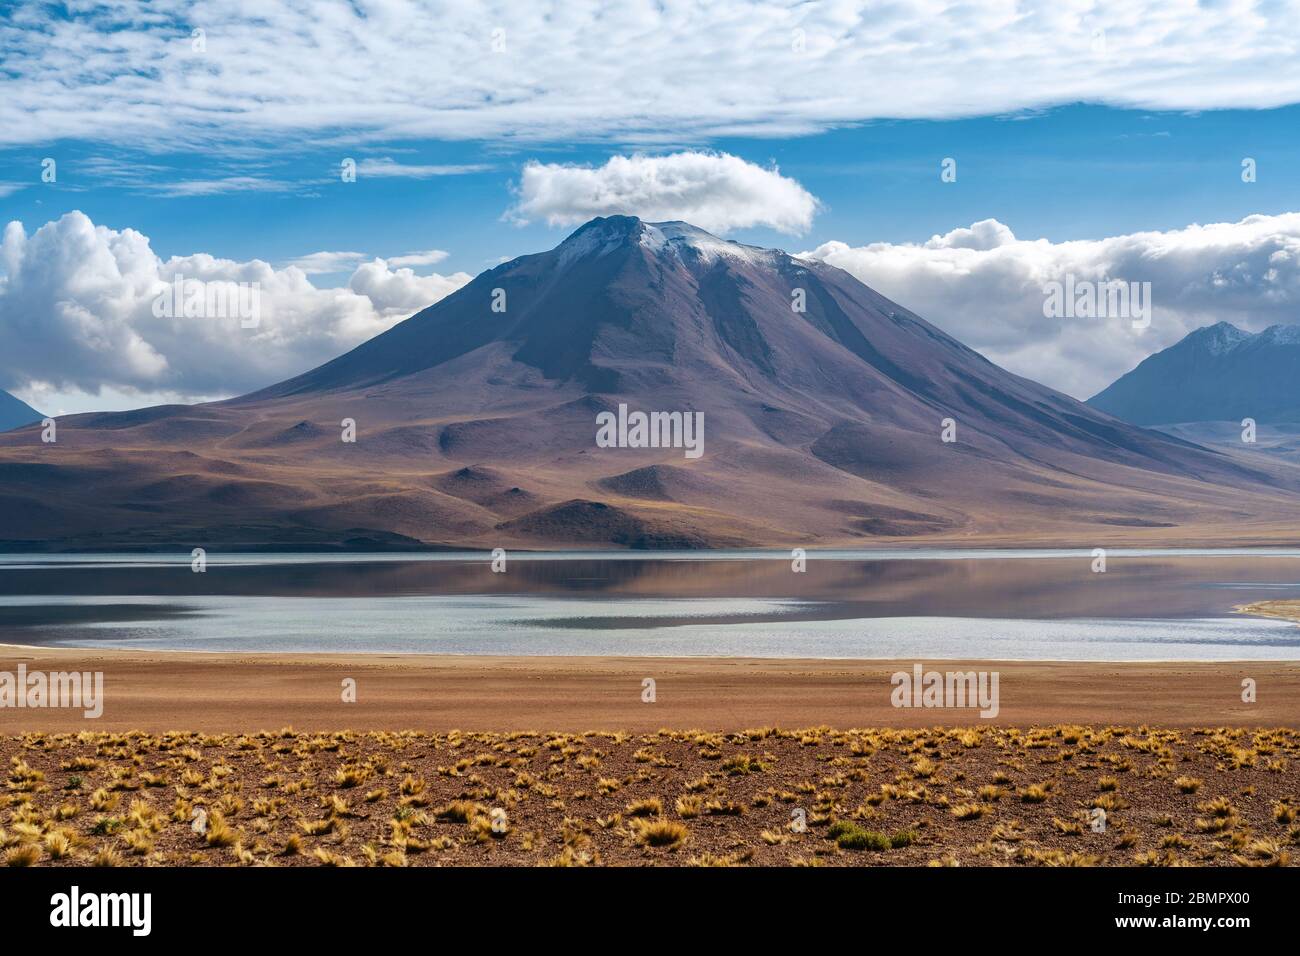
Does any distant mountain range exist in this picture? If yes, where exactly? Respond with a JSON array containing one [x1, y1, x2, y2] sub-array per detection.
[[1, 217, 1298, 550], [0, 390, 41, 433], [1088, 322, 1300, 425]]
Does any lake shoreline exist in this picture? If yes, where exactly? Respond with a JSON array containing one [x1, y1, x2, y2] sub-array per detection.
[[1237, 600, 1300, 625], [1, 646, 1296, 732], [9, 545, 1300, 562]]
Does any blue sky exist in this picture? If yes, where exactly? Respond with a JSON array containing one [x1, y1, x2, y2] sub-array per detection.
[[6, 104, 1299, 278], [3, 0, 1300, 413]]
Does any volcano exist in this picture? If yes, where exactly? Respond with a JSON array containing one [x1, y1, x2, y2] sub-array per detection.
[[1089, 321, 1300, 425], [2, 216, 1298, 550]]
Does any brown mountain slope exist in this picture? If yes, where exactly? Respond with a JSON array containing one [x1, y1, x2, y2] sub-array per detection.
[[2, 216, 1299, 550]]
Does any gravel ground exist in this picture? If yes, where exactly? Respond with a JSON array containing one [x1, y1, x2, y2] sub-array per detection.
[[2, 725, 1298, 867]]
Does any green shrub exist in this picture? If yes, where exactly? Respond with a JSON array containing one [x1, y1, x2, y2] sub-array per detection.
[[890, 829, 919, 848], [828, 819, 891, 850]]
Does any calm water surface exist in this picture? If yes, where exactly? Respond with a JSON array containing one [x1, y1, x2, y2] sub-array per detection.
[[2, 550, 1299, 660]]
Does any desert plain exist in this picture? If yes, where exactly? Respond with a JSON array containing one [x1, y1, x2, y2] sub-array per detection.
[[2, 642, 1299, 866]]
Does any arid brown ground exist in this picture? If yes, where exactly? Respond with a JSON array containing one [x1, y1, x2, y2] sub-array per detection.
[[2, 726, 1297, 866]]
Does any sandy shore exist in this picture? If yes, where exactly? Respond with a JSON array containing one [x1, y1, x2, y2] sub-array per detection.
[[1, 646, 1296, 731]]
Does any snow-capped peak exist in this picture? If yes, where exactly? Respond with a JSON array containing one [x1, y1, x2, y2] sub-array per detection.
[[552, 216, 781, 271], [1187, 321, 1300, 355], [554, 216, 642, 269], [1257, 324, 1300, 346], [641, 220, 775, 266], [1192, 321, 1252, 356]]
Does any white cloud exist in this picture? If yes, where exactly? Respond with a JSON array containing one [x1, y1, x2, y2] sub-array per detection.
[[801, 212, 1300, 399], [285, 251, 368, 275], [925, 220, 1018, 252], [347, 259, 469, 314], [0, 212, 471, 401], [15, 382, 230, 418], [6, 1, 1298, 148], [510, 151, 820, 235], [154, 176, 289, 197], [287, 248, 451, 275], [386, 249, 450, 268], [355, 158, 493, 178]]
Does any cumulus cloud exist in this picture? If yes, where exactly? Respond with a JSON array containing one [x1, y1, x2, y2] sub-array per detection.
[[347, 259, 469, 315], [510, 152, 820, 235], [0, 212, 471, 401], [7, 1, 1294, 148], [285, 249, 449, 275], [925, 220, 1018, 252], [801, 213, 1300, 399]]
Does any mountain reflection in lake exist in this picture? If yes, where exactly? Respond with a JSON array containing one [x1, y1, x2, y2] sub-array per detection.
[[2, 551, 1299, 659]]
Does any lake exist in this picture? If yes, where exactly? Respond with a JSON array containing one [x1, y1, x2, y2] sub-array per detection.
[[2, 549, 1300, 659]]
